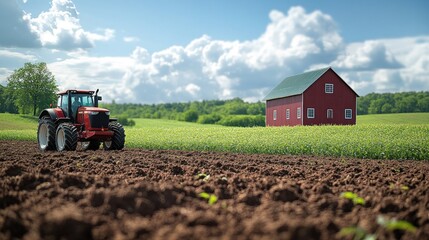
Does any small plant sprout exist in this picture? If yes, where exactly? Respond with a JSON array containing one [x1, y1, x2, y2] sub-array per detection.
[[377, 215, 417, 233], [341, 191, 366, 205], [195, 173, 210, 182], [199, 192, 218, 205], [337, 226, 376, 240], [389, 183, 409, 191]]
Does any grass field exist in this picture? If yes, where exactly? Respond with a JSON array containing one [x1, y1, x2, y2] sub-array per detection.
[[357, 112, 429, 125], [1, 112, 428, 160]]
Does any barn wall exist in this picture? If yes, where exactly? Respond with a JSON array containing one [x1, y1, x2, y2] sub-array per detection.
[[303, 69, 357, 125], [266, 95, 302, 126]]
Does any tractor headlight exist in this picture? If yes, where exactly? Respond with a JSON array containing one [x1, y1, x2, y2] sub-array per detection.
[[89, 111, 99, 115], [105, 111, 110, 116]]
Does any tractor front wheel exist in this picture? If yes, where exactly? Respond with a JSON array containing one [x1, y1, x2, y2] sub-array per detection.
[[56, 123, 78, 151], [104, 122, 125, 150], [37, 117, 56, 151]]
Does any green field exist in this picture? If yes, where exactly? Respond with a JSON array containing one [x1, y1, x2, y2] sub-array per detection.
[[1, 112, 428, 160], [357, 112, 429, 125]]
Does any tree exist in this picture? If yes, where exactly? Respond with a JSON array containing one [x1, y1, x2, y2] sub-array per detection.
[[0, 84, 4, 112], [6, 62, 58, 116], [1, 84, 19, 113], [184, 109, 199, 122], [368, 99, 384, 114], [381, 103, 393, 113]]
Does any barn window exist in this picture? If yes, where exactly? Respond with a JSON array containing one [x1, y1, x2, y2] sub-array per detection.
[[345, 109, 352, 119], [325, 83, 334, 93], [273, 110, 277, 120], [286, 109, 290, 119], [327, 109, 333, 119], [297, 108, 301, 119], [307, 108, 315, 119]]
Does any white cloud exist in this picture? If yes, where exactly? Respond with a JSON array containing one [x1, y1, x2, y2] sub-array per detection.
[[330, 36, 429, 95], [0, 0, 113, 50], [46, 7, 429, 103], [28, 0, 114, 49], [48, 56, 133, 101], [0, 49, 37, 61], [123, 36, 140, 43], [184, 83, 200, 96], [332, 40, 402, 70], [0, 0, 40, 47]]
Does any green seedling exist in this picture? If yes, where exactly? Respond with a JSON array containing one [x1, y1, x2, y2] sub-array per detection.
[[377, 215, 416, 233], [341, 191, 366, 205], [199, 192, 218, 205], [195, 173, 210, 181], [389, 183, 409, 191], [338, 226, 376, 240]]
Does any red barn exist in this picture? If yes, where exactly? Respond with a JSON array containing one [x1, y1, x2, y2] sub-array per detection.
[[264, 67, 358, 126]]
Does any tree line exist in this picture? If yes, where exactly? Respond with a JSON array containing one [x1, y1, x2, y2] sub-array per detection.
[[101, 98, 266, 127], [357, 91, 429, 115]]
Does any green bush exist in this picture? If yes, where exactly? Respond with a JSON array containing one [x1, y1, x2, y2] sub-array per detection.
[[184, 110, 199, 122], [197, 113, 222, 124], [117, 115, 135, 126], [217, 115, 265, 127]]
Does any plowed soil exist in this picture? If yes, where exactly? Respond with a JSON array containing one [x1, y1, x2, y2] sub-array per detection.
[[1, 141, 428, 240]]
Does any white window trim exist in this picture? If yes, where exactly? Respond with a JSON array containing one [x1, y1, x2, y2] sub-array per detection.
[[345, 109, 352, 119], [325, 83, 334, 94], [273, 110, 277, 121], [307, 108, 315, 119], [297, 107, 301, 119], [286, 109, 290, 119], [327, 109, 333, 119]]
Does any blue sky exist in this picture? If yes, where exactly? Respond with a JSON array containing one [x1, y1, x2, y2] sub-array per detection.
[[1, 0, 428, 103]]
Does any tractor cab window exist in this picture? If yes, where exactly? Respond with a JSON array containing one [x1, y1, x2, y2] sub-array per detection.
[[71, 94, 94, 107], [59, 95, 68, 112], [72, 94, 93, 114]]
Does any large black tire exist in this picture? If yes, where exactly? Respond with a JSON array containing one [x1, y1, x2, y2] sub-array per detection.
[[103, 122, 125, 150], [37, 117, 56, 151], [55, 123, 78, 151], [81, 141, 101, 151]]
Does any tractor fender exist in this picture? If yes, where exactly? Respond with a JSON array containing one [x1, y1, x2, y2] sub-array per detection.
[[39, 109, 70, 124], [109, 118, 118, 122], [39, 109, 58, 121]]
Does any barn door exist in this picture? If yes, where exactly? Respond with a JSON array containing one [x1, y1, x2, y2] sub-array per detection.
[[327, 109, 333, 123]]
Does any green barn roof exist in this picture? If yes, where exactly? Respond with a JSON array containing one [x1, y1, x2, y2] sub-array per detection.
[[263, 67, 331, 101]]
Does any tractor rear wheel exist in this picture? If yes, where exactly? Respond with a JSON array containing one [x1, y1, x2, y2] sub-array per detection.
[[103, 122, 125, 150], [81, 141, 101, 150], [37, 117, 56, 151], [55, 123, 78, 151]]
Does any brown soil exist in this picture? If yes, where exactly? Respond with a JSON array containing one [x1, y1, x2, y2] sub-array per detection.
[[1, 141, 428, 240]]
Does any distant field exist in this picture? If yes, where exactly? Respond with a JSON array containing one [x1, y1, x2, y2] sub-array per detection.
[[132, 118, 219, 129], [1, 113, 428, 160], [357, 112, 429, 125], [0, 113, 38, 130], [0, 114, 37, 141]]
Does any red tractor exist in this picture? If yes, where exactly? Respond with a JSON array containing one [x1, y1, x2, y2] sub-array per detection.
[[37, 89, 125, 151]]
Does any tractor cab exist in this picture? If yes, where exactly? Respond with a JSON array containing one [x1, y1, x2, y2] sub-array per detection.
[[56, 90, 102, 122]]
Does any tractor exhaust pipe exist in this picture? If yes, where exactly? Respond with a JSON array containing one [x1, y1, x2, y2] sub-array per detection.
[[67, 90, 73, 120], [94, 89, 100, 107]]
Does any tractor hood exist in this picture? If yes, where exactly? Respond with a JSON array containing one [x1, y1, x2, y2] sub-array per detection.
[[79, 107, 110, 113]]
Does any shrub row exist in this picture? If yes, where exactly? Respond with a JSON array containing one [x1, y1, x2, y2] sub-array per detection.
[[197, 114, 265, 127]]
